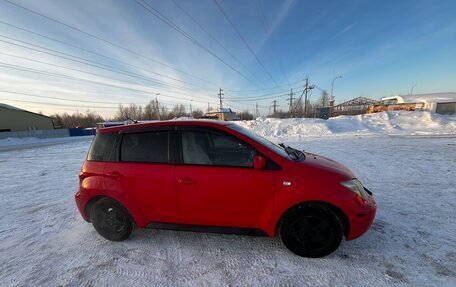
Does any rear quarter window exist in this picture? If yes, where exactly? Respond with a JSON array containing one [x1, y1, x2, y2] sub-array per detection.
[[120, 131, 169, 163], [87, 132, 117, 161]]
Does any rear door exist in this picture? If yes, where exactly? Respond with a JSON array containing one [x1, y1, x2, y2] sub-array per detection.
[[103, 127, 178, 224], [175, 126, 275, 228]]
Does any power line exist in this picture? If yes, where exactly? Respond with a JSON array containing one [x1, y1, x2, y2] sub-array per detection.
[[228, 92, 294, 102], [222, 100, 243, 112], [0, 20, 214, 90], [134, 0, 261, 87], [1, 0, 217, 86], [0, 50, 180, 94], [0, 98, 123, 109], [0, 26, 300, 103], [0, 36, 206, 95], [225, 85, 303, 101], [0, 49, 293, 108], [314, 85, 326, 92], [225, 87, 301, 100], [0, 90, 145, 105], [0, 62, 220, 106], [213, 0, 279, 86], [255, 0, 290, 86], [225, 79, 303, 94], [170, 0, 263, 86], [0, 90, 212, 109], [0, 51, 211, 102]]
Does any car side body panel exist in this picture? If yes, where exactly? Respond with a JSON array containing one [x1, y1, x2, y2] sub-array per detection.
[[76, 120, 376, 241], [175, 165, 275, 229]]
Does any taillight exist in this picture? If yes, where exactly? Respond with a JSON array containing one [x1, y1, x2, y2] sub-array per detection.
[[79, 171, 90, 181]]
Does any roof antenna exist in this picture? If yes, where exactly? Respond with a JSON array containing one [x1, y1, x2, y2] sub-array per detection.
[[124, 114, 138, 124]]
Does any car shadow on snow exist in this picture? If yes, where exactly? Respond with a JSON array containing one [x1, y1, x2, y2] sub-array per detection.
[[127, 224, 389, 260]]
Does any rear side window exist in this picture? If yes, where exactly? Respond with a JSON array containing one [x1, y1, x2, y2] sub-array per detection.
[[87, 132, 117, 161], [120, 131, 169, 163]]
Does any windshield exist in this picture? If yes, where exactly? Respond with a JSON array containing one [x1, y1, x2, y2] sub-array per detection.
[[227, 124, 291, 159]]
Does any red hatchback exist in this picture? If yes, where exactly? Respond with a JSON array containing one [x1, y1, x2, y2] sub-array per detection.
[[75, 120, 376, 257]]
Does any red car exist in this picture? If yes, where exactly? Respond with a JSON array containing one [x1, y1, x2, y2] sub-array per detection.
[[75, 120, 376, 257]]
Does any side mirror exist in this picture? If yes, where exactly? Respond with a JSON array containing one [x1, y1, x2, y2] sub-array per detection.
[[253, 155, 266, 169]]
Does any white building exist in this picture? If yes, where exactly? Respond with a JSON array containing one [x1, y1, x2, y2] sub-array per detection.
[[203, 108, 241, 121], [381, 92, 456, 115]]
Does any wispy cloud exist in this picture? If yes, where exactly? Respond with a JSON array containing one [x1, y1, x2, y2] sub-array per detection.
[[0, 0, 454, 116]]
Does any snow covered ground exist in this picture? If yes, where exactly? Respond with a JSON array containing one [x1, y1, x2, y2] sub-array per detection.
[[0, 135, 93, 152], [0, 112, 455, 286]]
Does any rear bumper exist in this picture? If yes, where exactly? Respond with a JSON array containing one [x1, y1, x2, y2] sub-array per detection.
[[75, 190, 90, 222], [346, 194, 377, 240]]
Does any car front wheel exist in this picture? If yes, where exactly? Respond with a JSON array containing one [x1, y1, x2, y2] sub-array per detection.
[[90, 198, 133, 241], [280, 205, 343, 258]]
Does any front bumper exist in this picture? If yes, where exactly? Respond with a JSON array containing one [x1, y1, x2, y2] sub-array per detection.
[[346, 189, 377, 240]]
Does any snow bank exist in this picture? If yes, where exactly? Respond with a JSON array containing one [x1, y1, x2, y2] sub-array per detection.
[[234, 111, 456, 140]]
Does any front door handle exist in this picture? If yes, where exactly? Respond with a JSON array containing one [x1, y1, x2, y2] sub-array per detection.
[[177, 177, 198, 185]]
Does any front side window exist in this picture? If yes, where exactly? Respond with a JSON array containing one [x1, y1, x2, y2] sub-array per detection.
[[181, 130, 255, 167], [227, 124, 289, 159], [121, 131, 169, 163]]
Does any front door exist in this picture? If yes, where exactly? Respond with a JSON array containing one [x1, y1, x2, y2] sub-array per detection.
[[175, 128, 275, 228]]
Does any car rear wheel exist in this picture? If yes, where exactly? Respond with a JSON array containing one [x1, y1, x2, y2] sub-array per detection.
[[280, 205, 343, 258], [90, 198, 133, 241]]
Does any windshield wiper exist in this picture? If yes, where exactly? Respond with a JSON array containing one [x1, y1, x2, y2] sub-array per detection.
[[279, 143, 305, 160]]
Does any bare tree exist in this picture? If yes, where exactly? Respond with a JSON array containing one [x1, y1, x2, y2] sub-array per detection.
[[115, 104, 144, 121], [319, 90, 330, 107], [143, 101, 154, 120], [51, 110, 104, 128], [167, 104, 187, 119], [191, 109, 204, 118], [238, 110, 254, 120]]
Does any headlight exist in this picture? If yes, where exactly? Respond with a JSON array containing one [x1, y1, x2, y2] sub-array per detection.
[[341, 179, 369, 199]]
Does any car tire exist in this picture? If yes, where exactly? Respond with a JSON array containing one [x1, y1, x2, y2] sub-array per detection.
[[280, 204, 343, 258], [90, 198, 133, 241]]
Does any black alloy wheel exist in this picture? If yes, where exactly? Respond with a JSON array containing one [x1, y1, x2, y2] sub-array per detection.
[[280, 205, 343, 258], [90, 198, 133, 241]]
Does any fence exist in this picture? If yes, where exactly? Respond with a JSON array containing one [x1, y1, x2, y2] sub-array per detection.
[[0, 129, 70, 140]]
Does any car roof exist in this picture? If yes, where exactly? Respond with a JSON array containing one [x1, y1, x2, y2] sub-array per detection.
[[97, 119, 231, 133]]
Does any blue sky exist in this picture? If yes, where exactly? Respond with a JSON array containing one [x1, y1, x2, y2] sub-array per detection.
[[0, 0, 455, 117]]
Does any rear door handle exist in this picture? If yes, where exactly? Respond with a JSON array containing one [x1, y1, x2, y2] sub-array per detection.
[[177, 177, 198, 185], [106, 171, 122, 179]]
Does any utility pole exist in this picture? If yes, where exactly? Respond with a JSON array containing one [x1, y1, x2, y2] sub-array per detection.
[[218, 88, 224, 121], [288, 88, 294, 117], [189, 103, 193, 116], [410, 83, 417, 96], [294, 77, 315, 118], [255, 103, 259, 118], [272, 100, 278, 115], [155, 98, 161, 120], [303, 77, 315, 118], [304, 78, 309, 117]]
